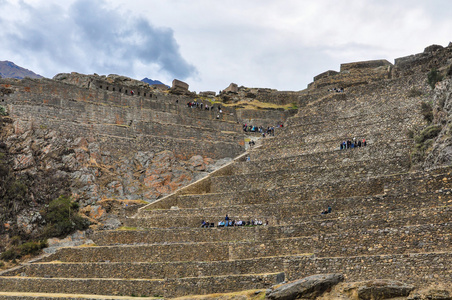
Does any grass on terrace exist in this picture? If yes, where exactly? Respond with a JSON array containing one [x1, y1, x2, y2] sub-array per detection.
[[196, 97, 297, 111], [172, 289, 266, 300], [222, 100, 298, 110]]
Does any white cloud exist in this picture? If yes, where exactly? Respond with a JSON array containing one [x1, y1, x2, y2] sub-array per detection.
[[0, 0, 196, 83]]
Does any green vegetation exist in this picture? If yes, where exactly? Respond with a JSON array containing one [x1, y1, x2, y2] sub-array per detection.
[[287, 102, 298, 110], [0, 193, 89, 261], [0, 105, 7, 116], [407, 88, 423, 98], [420, 102, 434, 123], [41, 195, 90, 238], [223, 99, 298, 111], [427, 68, 443, 89], [117, 226, 139, 231], [0, 240, 47, 261], [411, 125, 442, 163], [0, 153, 29, 213]]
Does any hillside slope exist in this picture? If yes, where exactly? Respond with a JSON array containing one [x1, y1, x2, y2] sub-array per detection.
[[0, 61, 43, 79], [0, 43, 451, 299]]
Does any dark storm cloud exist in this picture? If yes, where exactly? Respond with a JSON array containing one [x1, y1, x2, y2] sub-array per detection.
[[3, 0, 196, 79]]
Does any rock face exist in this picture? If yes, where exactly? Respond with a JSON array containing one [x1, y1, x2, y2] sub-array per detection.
[[53, 72, 150, 90], [424, 78, 452, 168], [266, 273, 344, 300]]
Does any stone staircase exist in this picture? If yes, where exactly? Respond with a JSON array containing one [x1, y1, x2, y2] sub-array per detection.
[[0, 75, 451, 298]]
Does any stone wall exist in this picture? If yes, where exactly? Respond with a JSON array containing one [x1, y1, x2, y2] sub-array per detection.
[[308, 60, 392, 89], [392, 44, 452, 78], [286, 252, 452, 287], [210, 155, 409, 193], [0, 273, 283, 298], [126, 194, 449, 229], [340, 59, 392, 72], [0, 77, 252, 204], [236, 108, 296, 127], [40, 220, 450, 264], [6, 257, 285, 280], [94, 193, 450, 243]]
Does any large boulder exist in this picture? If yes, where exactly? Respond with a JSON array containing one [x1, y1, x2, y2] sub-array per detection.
[[223, 83, 238, 93], [343, 279, 415, 300], [266, 273, 344, 300], [170, 79, 189, 94]]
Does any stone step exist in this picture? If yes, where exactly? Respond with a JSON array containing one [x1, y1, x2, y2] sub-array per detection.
[[285, 251, 452, 288], [249, 134, 409, 160], [287, 82, 422, 126], [173, 177, 385, 209], [10, 82, 241, 126], [285, 101, 419, 128], [140, 189, 449, 218], [2, 251, 448, 296], [235, 141, 410, 175], [0, 273, 283, 298], [260, 122, 412, 150], [210, 156, 409, 193], [3, 256, 288, 280], [228, 224, 452, 260], [143, 166, 452, 212], [12, 102, 243, 143], [124, 202, 450, 232], [0, 292, 158, 300], [100, 206, 451, 245], [281, 109, 418, 139], [31, 119, 244, 160], [40, 221, 452, 263]]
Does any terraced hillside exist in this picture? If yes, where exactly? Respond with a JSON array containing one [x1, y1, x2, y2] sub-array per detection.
[[0, 45, 451, 299]]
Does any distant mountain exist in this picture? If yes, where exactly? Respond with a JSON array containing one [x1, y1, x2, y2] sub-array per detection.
[[141, 77, 168, 86], [0, 61, 43, 79]]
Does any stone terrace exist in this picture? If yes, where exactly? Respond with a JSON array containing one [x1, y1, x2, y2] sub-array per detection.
[[0, 62, 451, 298], [1, 78, 248, 159]]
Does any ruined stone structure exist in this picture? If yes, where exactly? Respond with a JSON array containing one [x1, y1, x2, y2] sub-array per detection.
[[170, 79, 190, 95], [0, 44, 452, 299], [308, 59, 393, 89]]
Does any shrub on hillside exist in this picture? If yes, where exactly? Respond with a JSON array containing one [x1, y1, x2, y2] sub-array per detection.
[[407, 88, 423, 98], [41, 195, 89, 238], [414, 125, 442, 144], [420, 102, 433, 123], [0, 105, 7, 116], [411, 125, 442, 163], [427, 68, 443, 89], [0, 240, 47, 261]]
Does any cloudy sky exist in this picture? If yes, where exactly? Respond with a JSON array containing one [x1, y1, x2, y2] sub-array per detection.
[[0, 0, 451, 92]]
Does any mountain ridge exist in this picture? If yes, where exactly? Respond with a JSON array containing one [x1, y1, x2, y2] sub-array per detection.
[[0, 60, 43, 79], [141, 77, 167, 86]]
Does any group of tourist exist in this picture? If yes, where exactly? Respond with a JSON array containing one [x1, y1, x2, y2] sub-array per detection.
[[328, 87, 344, 93], [201, 215, 269, 228], [187, 101, 214, 111], [186, 101, 226, 120], [320, 206, 332, 215], [243, 124, 276, 137], [340, 138, 367, 150]]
